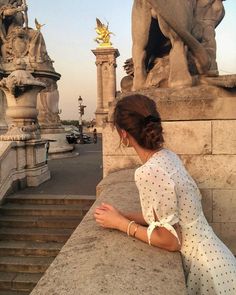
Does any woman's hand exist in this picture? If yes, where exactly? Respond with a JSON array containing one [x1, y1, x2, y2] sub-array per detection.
[[94, 203, 129, 230]]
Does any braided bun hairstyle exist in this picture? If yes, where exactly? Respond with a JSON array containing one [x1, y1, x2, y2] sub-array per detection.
[[113, 94, 164, 150]]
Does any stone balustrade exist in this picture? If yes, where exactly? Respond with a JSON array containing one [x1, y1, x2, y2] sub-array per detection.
[[0, 140, 50, 201], [31, 169, 187, 295]]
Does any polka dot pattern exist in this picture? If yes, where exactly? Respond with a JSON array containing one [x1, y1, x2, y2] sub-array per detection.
[[135, 149, 236, 295]]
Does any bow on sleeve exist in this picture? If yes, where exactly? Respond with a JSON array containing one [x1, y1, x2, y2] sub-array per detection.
[[147, 214, 180, 246]]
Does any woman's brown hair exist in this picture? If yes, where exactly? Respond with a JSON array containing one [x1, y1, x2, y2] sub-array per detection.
[[113, 94, 164, 150]]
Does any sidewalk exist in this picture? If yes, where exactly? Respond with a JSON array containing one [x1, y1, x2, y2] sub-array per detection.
[[20, 136, 103, 196]]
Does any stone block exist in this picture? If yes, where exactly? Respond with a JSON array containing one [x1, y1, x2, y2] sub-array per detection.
[[213, 190, 236, 222], [181, 155, 236, 189], [213, 120, 236, 154], [16, 146, 26, 170], [157, 95, 236, 121], [210, 222, 236, 255], [163, 121, 212, 155], [219, 223, 236, 254], [103, 155, 141, 177], [103, 124, 136, 156], [26, 165, 50, 187], [35, 146, 46, 164], [200, 189, 213, 222], [117, 86, 236, 120]]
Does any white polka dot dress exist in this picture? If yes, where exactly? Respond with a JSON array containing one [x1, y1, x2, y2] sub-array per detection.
[[135, 149, 236, 295]]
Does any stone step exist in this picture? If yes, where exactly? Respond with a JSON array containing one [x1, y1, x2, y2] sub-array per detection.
[[0, 215, 82, 229], [0, 272, 41, 292], [0, 204, 90, 217], [0, 241, 63, 257], [5, 194, 96, 206], [0, 256, 53, 273], [0, 227, 73, 243]]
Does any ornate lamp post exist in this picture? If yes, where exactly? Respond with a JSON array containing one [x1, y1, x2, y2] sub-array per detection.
[[78, 96, 86, 144]]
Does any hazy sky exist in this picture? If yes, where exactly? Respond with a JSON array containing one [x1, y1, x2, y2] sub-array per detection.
[[27, 1, 236, 120]]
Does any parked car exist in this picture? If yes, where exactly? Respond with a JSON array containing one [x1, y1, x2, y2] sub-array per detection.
[[66, 133, 78, 144], [66, 133, 91, 144], [77, 134, 92, 144]]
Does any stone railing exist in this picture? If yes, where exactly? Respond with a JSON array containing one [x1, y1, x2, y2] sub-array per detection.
[[31, 169, 187, 295], [0, 141, 24, 200], [0, 140, 50, 202]]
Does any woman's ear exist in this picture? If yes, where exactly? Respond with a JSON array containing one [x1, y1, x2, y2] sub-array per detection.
[[121, 129, 128, 139]]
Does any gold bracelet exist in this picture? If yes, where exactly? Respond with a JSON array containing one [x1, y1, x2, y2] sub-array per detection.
[[127, 221, 135, 236], [133, 224, 139, 237]]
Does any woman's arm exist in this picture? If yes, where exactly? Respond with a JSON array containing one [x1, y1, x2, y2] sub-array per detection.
[[122, 211, 147, 226], [117, 216, 181, 252], [94, 203, 181, 252]]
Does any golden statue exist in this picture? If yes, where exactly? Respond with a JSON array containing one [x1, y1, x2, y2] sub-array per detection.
[[35, 18, 45, 31], [94, 18, 113, 47]]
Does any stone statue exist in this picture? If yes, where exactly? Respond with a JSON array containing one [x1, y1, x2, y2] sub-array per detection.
[[0, 0, 54, 71], [0, 0, 72, 156], [124, 0, 226, 91], [192, 0, 225, 76], [37, 77, 61, 127], [0, 62, 45, 141], [34, 18, 45, 31], [94, 18, 113, 47]]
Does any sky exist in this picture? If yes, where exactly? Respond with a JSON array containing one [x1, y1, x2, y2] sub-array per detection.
[[27, 0, 236, 121]]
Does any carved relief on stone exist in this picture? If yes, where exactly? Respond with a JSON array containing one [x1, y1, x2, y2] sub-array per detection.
[[37, 78, 61, 127], [0, 0, 54, 72], [0, 67, 45, 141]]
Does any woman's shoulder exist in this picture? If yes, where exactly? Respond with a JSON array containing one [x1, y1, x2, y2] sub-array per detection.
[[135, 149, 182, 180], [135, 155, 170, 179]]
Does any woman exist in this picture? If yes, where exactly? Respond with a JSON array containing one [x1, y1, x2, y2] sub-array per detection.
[[94, 94, 236, 295]]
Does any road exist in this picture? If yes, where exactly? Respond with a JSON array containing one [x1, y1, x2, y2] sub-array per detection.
[[21, 135, 103, 196]]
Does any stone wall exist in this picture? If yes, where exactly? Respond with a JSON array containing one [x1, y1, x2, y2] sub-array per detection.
[[31, 169, 187, 295], [103, 85, 236, 254]]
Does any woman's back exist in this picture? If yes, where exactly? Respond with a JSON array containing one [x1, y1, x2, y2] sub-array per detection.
[[142, 148, 203, 226], [138, 148, 236, 294]]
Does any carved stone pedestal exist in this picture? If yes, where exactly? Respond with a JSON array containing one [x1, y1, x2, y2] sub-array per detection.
[[92, 47, 120, 129], [36, 73, 74, 158], [0, 69, 50, 198], [103, 85, 236, 254], [0, 69, 45, 141], [40, 126, 74, 159], [25, 139, 50, 186]]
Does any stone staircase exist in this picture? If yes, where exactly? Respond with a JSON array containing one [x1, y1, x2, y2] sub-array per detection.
[[0, 194, 95, 295]]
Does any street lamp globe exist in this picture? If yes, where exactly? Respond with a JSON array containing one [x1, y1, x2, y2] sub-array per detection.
[[78, 96, 83, 104]]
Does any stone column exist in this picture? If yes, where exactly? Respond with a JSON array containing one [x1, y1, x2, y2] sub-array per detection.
[[92, 48, 120, 130], [0, 90, 8, 135], [96, 62, 103, 110]]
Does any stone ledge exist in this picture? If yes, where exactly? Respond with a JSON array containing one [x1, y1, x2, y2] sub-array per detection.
[[212, 120, 236, 154], [31, 170, 187, 295], [112, 86, 236, 121]]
